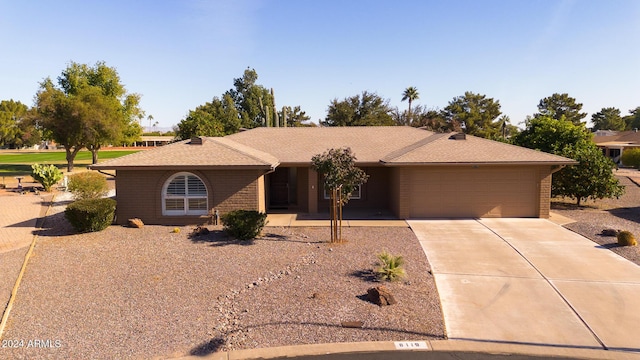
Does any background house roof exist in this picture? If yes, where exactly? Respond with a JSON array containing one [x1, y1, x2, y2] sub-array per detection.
[[594, 130, 640, 146], [91, 137, 279, 170]]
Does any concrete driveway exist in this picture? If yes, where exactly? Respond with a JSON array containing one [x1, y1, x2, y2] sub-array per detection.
[[409, 218, 640, 352]]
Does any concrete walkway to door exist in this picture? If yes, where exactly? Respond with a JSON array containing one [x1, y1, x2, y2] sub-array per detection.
[[409, 218, 640, 352]]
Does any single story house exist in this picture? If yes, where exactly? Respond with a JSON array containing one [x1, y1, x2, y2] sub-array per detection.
[[90, 126, 576, 225], [593, 130, 640, 165]]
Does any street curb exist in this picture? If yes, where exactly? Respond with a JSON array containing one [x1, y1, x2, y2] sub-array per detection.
[[169, 339, 640, 360]]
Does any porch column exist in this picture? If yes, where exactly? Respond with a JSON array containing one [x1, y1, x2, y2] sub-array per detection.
[[308, 169, 318, 214]]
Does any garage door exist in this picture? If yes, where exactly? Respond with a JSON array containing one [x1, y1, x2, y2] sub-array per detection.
[[408, 167, 539, 218]]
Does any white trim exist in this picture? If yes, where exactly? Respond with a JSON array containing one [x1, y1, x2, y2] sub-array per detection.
[[162, 172, 208, 216]]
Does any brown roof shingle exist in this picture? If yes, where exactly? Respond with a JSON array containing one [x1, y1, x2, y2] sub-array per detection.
[[91, 137, 279, 170], [92, 127, 576, 169], [226, 126, 432, 164], [381, 133, 576, 165]]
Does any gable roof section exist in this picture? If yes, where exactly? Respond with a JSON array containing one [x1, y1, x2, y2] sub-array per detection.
[[91, 127, 576, 169], [226, 127, 432, 164], [90, 137, 279, 170], [381, 132, 577, 165]]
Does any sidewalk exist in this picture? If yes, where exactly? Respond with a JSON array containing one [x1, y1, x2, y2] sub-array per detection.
[[0, 191, 47, 254]]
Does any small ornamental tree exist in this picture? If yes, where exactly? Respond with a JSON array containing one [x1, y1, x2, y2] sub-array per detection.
[[311, 147, 369, 243], [512, 116, 624, 205]]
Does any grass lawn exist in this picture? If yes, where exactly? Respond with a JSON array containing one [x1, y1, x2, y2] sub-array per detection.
[[0, 150, 137, 177]]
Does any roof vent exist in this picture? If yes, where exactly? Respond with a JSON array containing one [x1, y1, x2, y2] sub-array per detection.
[[190, 137, 204, 145], [449, 133, 466, 140]]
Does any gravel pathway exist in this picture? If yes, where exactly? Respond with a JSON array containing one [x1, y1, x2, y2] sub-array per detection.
[[0, 247, 29, 317], [553, 175, 640, 266], [1, 202, 444, 359]]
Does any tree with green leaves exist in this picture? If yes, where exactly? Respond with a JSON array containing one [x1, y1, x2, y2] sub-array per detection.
[[591, 107, 625, 131], [36, 61, 143, 170], [311, 148, 369, 243], [623, 107, 640, 130], [536, 93, 587, 125], [0, 99, 38, 148], [512, 115, 624, 205], [279, 106, 312, 127], [177, 68, 309, 136], [322, 91, 395, 127], [442, 91, 503, 138], [175, 94, 240, 140], [225, 68, 276, 128], [401, 87, 419, 117]]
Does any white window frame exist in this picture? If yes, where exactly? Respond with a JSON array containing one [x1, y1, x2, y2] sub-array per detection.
[[323, 184, 361, 200], [162, 172, 208, 216]]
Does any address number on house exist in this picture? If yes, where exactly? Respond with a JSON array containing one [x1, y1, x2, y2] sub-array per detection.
[[394, 341, 428, 350]]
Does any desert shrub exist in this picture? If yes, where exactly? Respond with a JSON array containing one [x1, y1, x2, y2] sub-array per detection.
[[65, 198, 116, 233], [221, 210, 267, 240], [375, 250, 406, 281], [617, 231, 637, 246], [621, 148, 640, 169], [31, 164, 63, 192], [68, 171, 109, 200]]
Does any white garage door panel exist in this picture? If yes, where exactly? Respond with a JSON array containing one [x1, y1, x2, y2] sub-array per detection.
[[408, 168, 538, 218]]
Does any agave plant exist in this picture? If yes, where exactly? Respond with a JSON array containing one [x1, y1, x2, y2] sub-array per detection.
[[375, 250, 406, 281]]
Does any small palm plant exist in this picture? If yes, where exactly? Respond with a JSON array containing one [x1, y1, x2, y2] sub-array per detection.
[[375, 250, 405, 281]]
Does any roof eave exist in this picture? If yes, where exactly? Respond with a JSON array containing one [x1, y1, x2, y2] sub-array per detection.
[[89, 164, 278, 171], [379, 161, 579, 166]]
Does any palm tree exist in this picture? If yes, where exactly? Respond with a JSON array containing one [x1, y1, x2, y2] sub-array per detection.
[[402, 87, 420, 118]]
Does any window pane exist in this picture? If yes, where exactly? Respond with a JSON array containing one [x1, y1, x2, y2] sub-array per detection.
[[187, 175, 206, 195], [188, 198, 207, 210], [165, 198, 184, 211], [167, 176, 186, 195]]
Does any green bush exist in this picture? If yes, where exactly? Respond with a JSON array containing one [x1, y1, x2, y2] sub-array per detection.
[[375, 250, 406, 281], [68, 171, 108, 200], [617, 230, 637, 246], [620, 148, 640, 169], [31, 164, 63, 192], [65, 198, 116, 233], [221, 210, 267, 240]]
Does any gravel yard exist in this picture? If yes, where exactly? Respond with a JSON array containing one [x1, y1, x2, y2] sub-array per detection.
[[552, 175, 640, 266], [1, 204, 444, 359]]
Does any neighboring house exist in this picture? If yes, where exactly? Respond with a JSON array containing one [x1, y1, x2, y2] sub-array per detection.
[[593, 130, 640, 165], [90, 127, 576, 225], [131, 135, 175, 147]]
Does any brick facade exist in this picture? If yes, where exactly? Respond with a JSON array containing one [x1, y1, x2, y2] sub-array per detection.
[[115, 169, 265, 226]]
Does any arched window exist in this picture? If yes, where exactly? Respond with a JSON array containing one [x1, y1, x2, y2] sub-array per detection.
[[162, 172, 208, 216]]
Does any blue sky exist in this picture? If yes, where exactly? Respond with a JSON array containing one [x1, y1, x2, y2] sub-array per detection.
[[1, 0, 639, 129]]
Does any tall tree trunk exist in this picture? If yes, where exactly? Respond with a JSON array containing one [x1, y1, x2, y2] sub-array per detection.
[[91, 149, 99, 164], [65, 147, 81, 172]]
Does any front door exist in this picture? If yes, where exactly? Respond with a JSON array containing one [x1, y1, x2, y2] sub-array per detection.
[[269, 167, 289, 209]]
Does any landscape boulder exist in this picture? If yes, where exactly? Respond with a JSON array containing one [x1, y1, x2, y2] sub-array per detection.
[[192, 226, 210, 236], [128, 218, 144, 228], [367, 286, 397, 306]]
